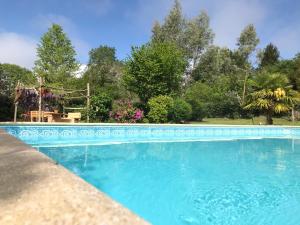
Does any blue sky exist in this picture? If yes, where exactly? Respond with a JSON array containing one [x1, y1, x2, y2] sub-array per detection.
[[0, 0, 299, 69]]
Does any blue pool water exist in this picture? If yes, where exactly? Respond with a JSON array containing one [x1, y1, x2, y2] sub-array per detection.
[[3, 125, 300, 224], [38, 138, 300, 225]]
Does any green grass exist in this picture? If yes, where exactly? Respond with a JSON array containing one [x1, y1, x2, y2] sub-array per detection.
[[191, 116, 300, 126]]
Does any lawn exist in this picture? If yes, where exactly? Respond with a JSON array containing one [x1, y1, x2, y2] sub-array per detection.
[[191, 117, 300, 126]]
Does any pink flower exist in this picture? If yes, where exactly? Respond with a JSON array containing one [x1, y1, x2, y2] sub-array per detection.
[[134, 109, 143, 120]]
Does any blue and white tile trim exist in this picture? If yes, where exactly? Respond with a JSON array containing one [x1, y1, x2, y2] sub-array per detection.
[[2, 125, 300, 146]]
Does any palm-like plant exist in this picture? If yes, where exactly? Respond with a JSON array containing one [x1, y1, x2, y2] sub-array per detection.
[[244, 72, 300, 124]]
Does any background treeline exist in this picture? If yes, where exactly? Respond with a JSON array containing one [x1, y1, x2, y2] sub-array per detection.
[[1, 0, 300, 124]]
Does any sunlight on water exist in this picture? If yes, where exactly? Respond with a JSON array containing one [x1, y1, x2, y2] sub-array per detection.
[[38, 138, 300, 225]]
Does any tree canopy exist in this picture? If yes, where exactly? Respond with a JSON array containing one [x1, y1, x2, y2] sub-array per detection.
[[34, 23, 78, 87], [123, 42, 186, 103]]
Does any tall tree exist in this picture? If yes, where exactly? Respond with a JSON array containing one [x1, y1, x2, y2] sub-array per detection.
[[235, 24, 259, 67], [259, 43, 280, 68], [123, 42, 186, 103], [34, 24, 78, 87], [192, 46, 235, 83], [83, 45, 123, 97], [234, 24, 259, 104], [183, 11, 214, 68], [152, 0, 185, 45]]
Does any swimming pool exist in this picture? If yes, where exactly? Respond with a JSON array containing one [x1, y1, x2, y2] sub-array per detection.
[[3, 125, 300, 225]]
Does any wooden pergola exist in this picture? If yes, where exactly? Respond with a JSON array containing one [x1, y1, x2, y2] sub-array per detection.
[[14, 79, 90, 123]]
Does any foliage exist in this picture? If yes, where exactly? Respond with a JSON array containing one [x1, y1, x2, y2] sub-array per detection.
[[124, 42, 186, 103], [184, 82, 211, 120], [110, 99, 143, 123], [244, 72, 300, 124], [83, 45, 123, 98], [89, 93, 112, 122], [151, 1, 213, 71], [236, 24, 259, 64], [184, 79, 241, 120], [34, 23, 79, 87], [170, 98, 192, 123], [0, 64, 36, 121], [192, 46, 235, 83], [259, 43, 280, 68], [0, 95, 14, 121], [0, 63, 36, 97], [147, 95, 174, 123], [183, 11, 214, 67], [151, 0, 184, 45]]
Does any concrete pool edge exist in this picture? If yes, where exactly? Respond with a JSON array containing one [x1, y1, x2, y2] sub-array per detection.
[[0, 129, 149, 225]]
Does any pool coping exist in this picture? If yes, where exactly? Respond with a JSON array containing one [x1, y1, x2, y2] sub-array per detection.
[[0, 129, 149, 225]]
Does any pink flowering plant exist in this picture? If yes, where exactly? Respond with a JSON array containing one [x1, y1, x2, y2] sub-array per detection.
[[110, 99, 144, 123]]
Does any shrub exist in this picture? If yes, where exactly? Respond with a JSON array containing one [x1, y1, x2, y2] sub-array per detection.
[[170, 99, 192, 123], [184, 82, 212, 121], [123, 42, 186, 103], [147, 95, 174, 123], [110, 99, 143, 123], [90, 93, 112, 122], [142, 118, 149, 123], [0, 95, 13, 121]]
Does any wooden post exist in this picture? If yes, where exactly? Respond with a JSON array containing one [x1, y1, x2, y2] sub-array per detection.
[[292, 108, 295, 122], [14, 102, 18, 123], [38, 77, 42, 122], [14, 80, 20, 123], [86, 83, 90, 123], [242, 72, 248, 105]]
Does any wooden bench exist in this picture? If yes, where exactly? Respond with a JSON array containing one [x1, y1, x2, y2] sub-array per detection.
[[60, 112, 81, 123]]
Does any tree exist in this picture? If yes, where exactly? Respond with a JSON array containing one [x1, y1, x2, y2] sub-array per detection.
[[259, 43, 280, 68], [184, 82, 213, 120], [192, 46, 235, 83], [34, 24, 78, 86], [0, 63, 35, 97], [0, 64, 35, 121], [244, 72, 299, 124], [233, 24, 260, 105], [236, 24, 259, 65], [83, 45, 123, 97], [183, 11, 214, 68], [124, 42, 186, 103], [152, 0, 184, 45]]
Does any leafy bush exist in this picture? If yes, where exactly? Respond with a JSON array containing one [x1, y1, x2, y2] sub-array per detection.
[[0, 95, 13, 121], [184, 82, 212, 121], [170, 99, 192, 123], [124, 42, 186, 103], [90, 93, 112, 122], [142, 118, 149, 123], [110, 99, 143, 123], [184, 79, 241, 120], [147, 95, 174, 123]]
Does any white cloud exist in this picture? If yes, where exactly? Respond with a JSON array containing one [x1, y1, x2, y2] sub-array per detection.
[[0, 32, 37, 69], [74, 64, 88, 78]]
